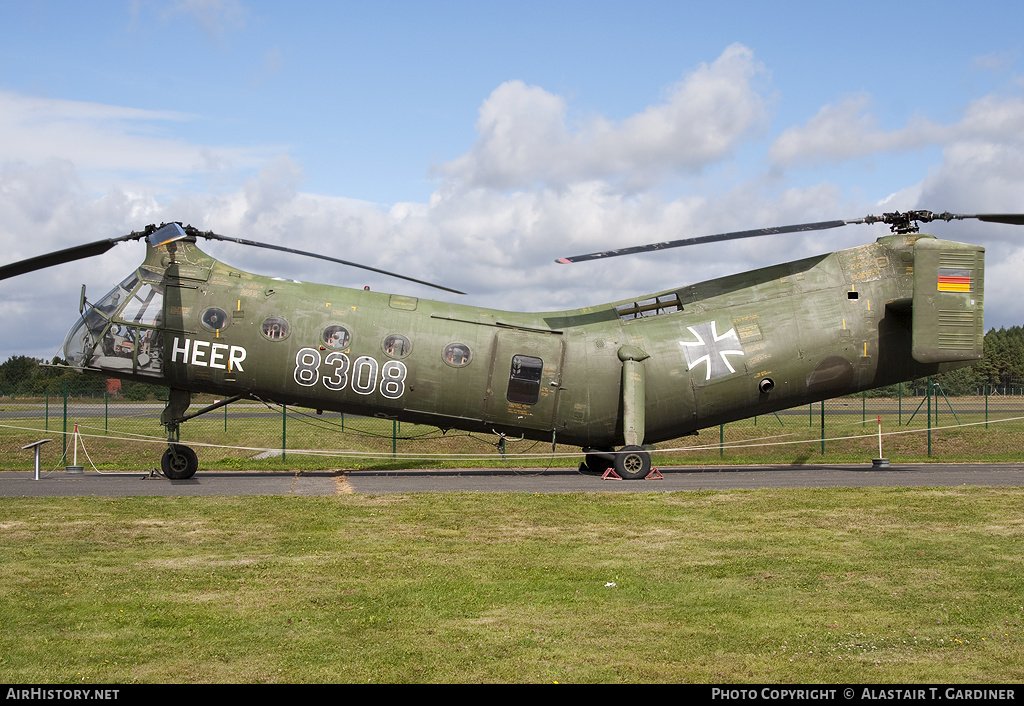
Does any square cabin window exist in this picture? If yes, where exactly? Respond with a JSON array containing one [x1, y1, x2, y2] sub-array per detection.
[[507, 354, 544, 405]]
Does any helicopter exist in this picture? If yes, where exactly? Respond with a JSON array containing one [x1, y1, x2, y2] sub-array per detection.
[[0, 210, 1016, 480]]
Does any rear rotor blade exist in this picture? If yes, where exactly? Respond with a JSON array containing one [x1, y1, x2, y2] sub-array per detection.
[[555, 210, 1024, 265], [556, 219, 851, 264]]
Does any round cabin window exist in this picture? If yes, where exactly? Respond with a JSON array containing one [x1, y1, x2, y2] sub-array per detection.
[[323, 325, 351, 349], [261, 317, 290, 341], [383, 334, 411, 358], [443, 342, 471, 367], [201, 307, 229, 331]]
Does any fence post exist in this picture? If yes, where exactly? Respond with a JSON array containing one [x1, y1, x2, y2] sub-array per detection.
[[820, 400, 825, 455], [282, 404, 287, 462], [62, 379, 68, 459], [927, 376, 932, 457], [719, 424, 724, 458]]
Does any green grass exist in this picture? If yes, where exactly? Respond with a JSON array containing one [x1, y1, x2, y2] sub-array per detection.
[[1, 488, 1023, 683]]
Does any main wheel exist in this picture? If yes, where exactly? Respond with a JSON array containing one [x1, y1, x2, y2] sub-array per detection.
[[613, 445, 651, 480], [161, 444, 198, 480]]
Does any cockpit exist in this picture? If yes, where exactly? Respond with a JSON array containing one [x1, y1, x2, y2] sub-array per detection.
[[63, 267, 165, 377]]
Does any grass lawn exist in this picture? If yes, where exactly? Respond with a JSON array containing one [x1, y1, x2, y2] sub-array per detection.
[[1, 486, 1022, 683]]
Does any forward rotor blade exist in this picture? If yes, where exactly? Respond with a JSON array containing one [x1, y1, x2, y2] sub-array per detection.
[[195, 231, 465, 295], [0, 236, 135, 281], [556, 219, 851, 264]]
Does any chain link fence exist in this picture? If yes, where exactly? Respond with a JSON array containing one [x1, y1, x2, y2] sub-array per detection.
[[2, 376, 1024, 472]]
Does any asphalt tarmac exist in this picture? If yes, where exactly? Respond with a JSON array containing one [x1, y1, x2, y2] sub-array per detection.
[[3, 462, 1024, 496]]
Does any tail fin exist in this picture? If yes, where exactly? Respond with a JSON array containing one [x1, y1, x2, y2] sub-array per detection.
[[911, 238, 985, 363]]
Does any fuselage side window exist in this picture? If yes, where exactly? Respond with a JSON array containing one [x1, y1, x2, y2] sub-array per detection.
[[261, 317, 290, 341], [443, 343, 471, 367], [323, 325, 351, 349], [384, 334, 411, 358], [201, 307, 229, 332], [507, 354, 543, 405]]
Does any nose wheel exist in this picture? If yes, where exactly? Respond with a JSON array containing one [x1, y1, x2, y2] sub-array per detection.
[[161, 444, 198, 480], [158, 389, 242, 480]]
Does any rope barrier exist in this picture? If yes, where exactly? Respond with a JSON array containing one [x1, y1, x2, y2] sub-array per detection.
[[5, 414, 1024, 464]]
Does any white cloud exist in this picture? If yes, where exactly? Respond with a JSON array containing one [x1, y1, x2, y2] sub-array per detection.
[[769, 92, 1024, 170], [241, 154, 304, 223], [769, 94, 945, 167], [0, 91, 278, 189], [437, 44, 770, 190]]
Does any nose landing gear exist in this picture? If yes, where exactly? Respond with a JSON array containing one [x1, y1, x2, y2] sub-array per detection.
[[158, 389, 245, 480]]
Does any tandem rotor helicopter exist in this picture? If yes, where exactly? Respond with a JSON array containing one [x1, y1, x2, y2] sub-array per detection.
[[1, 210, 1019, 479]]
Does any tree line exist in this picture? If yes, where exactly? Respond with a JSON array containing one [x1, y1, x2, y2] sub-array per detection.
[[0, 356, 161, 400], [876, 325, 1024, 397]]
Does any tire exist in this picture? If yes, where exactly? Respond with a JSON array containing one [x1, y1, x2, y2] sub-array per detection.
[[161, 444, 199, 480], [613, 445, 651, 480], [581, 449, 614, 474]]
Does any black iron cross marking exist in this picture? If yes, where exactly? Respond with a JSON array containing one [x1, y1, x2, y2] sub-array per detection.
[[679, 321, 744, 381]]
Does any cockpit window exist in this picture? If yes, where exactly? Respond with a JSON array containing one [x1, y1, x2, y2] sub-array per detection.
[[118, 274, 163, 325], [86, 283, 130, 333], [63, 268, 165, 378]]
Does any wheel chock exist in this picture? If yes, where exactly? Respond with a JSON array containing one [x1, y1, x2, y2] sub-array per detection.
[[601, 467, 663, 480]]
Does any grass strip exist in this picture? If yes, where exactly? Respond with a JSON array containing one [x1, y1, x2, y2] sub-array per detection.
[[1, 487, 1022, 683]]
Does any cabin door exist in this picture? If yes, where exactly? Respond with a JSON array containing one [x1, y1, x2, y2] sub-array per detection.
[[485, 329, 565, 431]]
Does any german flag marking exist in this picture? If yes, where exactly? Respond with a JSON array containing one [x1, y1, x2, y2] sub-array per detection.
[[937, 267, 971, 292]]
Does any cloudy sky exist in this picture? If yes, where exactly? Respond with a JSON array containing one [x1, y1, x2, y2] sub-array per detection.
[[2, 0, 1024, 362]]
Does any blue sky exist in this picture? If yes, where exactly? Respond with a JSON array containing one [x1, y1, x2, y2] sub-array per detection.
[[2, 0, 1024, 360]]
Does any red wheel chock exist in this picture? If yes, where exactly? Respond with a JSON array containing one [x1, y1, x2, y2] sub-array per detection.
[[601, 467, 663, 480]]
